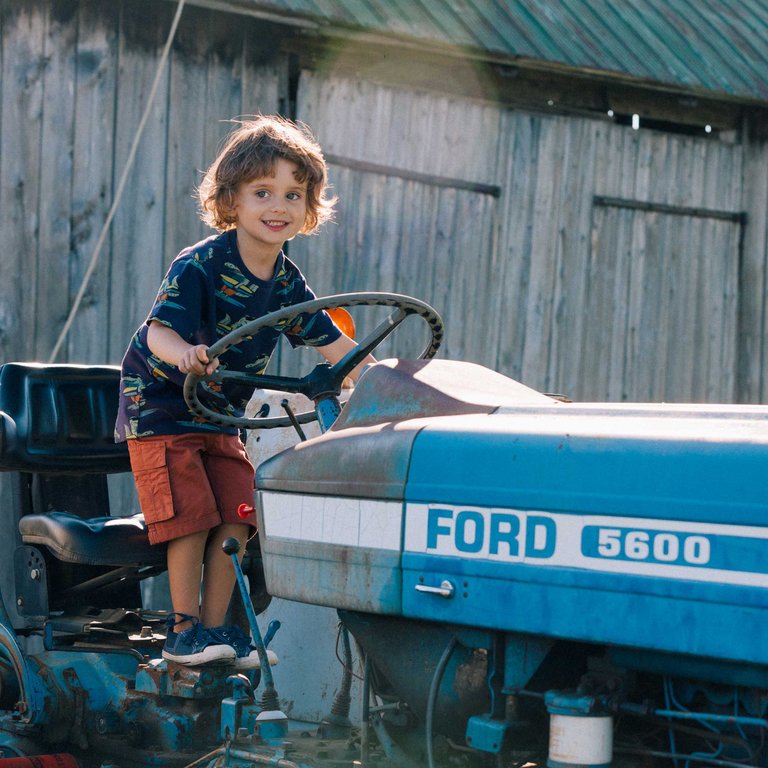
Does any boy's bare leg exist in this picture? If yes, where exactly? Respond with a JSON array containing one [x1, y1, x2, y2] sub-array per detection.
[[200, 523, 250, 628], [167, 530, 208, 630]]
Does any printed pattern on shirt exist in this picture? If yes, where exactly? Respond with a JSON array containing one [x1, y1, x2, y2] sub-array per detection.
[[115, 230, 340, 441]]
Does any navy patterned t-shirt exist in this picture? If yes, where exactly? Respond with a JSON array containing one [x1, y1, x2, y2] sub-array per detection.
[[115, 229, 340, 441]]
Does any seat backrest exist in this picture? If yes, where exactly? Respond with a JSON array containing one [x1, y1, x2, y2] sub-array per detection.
[[0, 364, 146, 616], [0, 362, 128, 474]]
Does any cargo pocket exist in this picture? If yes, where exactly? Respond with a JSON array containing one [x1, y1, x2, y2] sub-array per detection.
[[129, 441, 175, 524]]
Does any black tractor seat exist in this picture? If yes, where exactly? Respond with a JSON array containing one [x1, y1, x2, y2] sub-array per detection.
[[19, 511, 165, 567], [0, 362, 167, 617]]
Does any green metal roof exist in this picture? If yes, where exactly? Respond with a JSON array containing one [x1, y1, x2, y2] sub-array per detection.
[[229, 0, 768, 103]]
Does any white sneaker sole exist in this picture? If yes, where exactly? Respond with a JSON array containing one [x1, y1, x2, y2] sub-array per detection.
[[163, 645, 236, 666], [232, 648, 279, 670]]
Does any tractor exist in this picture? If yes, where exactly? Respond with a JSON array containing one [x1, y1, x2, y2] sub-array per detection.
[[1, 292, 767, 768]]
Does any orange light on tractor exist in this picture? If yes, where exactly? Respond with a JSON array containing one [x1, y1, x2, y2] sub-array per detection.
[[326, 307, 356, 339]]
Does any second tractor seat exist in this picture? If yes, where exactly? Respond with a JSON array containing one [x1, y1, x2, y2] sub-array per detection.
[[18, 511, 165, 567]]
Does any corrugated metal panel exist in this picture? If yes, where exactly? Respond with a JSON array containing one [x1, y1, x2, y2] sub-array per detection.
[[237, 0, 768, 102]]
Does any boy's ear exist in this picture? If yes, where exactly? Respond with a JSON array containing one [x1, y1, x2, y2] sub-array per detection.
[[299, 209, 318, 235], [220, 188, 237, 217]]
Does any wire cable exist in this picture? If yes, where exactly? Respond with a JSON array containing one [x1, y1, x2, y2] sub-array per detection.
[[426, 635, 458, 768]]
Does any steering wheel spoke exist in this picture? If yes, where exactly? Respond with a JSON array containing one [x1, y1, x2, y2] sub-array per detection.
[[183, 292, 443, 430], [331, 307, 408, 381], [212, 369, 306, 395]]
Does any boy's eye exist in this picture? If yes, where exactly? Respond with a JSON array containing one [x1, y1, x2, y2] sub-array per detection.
[[255, 190, 269, 198], [287, 192, 302, 201]]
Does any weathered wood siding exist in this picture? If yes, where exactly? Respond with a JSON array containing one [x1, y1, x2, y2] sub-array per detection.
[[0, 0, 766, 406], [291, 74, 761, 403], [0, 0, 283, 365]]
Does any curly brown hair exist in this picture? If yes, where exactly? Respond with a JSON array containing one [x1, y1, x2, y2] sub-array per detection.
[[198, 116, 336, 234]]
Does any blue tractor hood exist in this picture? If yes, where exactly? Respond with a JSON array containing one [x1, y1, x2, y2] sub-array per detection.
[[256, 358, 768, 520], [255, 358, 553, 500], [255, 359, 768, 669]]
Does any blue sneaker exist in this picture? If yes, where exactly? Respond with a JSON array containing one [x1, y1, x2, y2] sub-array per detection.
[[163, 614, 236, 666], [207, 624, 278, 670]]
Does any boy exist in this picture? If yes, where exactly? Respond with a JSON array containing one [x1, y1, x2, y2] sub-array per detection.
[[115, 116, 368, 666]]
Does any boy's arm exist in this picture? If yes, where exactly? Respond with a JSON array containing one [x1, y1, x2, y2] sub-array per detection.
[[318, 333, 376, 382], [147, 320, 219, 376]]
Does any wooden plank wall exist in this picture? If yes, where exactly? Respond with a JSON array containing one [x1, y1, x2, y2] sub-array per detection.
[[741, 132, 768, 404], [291, 74, 760, 404], [289, 72, 504, 366], [0, 0, 283, 366], [0, 1, 765, 403]]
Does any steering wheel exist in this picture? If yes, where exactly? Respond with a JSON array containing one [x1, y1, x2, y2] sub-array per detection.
[[183, 292, 444, 429]]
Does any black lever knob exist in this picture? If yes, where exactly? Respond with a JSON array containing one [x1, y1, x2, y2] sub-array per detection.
[[222, 537, 241, 556]]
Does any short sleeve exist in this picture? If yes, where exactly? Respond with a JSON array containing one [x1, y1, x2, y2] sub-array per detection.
[[273, 257, 343, 349], [281, 286, 342, 349], [147, 255, 209, 343]]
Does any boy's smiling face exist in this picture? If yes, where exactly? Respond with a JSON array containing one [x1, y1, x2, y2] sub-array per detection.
[[231, 157, 308, 268]]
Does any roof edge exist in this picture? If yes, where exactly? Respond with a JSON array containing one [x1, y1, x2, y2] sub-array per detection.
[[161, 0, 768, 108]]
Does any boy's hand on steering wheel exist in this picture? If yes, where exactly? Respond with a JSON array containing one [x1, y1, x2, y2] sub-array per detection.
[[178, 344, 219, 376]]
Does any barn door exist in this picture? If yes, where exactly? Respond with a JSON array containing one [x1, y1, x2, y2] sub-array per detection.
[[581, 197, 743, 402], [286, 73, 505, 368]]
